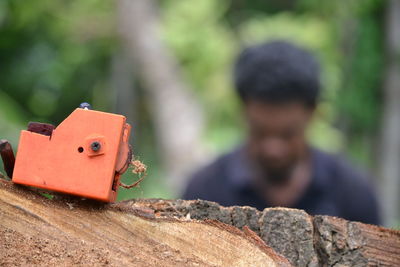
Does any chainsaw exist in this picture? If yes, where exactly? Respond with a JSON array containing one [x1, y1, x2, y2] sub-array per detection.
[[0, 103, 142, 202]]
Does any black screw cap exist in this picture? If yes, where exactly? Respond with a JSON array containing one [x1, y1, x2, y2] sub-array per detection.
[[91, 141, 101, 151]]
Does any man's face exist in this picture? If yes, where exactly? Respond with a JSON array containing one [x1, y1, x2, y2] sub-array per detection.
[[244, 100, 313, 183]]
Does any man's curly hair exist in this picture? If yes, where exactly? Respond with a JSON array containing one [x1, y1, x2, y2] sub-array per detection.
[[234, 40, 321, 108]]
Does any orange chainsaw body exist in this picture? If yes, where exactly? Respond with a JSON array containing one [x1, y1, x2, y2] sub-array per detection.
[[12, 108, 131, 202]]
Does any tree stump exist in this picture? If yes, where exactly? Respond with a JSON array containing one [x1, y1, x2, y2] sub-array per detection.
[[0, 179, 399, 266]]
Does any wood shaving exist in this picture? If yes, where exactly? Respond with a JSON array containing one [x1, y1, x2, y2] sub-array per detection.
[[119, 158, 147, 189]]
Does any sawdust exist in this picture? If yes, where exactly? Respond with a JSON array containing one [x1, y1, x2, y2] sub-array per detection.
[[0, 227, 112, 266], [131, 159, 147, 175], [0, 226, 213, 267], [120, 159, 147, 189]]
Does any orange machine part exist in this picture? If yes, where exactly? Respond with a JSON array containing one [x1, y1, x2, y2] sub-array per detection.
[[12, 108, 131, 202]]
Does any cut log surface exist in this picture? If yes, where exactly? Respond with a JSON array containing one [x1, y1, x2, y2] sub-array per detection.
[[1, 180, 399, 267], [0, 180, 290, 267]]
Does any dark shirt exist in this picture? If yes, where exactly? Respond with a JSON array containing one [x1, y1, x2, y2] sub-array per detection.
[[182, 146, 381, 225]]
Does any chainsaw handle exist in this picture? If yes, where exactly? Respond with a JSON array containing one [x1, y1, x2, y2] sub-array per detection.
[[0, 139, 15, 179]]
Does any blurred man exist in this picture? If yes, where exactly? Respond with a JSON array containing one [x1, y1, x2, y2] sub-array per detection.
[[182, 40, 381, 225]]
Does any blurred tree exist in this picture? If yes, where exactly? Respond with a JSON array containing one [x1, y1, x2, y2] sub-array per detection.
[[117, 0, 205, 194], [379, 0, 400, 227]]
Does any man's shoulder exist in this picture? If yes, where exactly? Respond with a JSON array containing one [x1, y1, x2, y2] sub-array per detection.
[[188, 149, 238, 184], [181, 148, 241, 200], [312, 148, 381, 225], [312, 148, 372, 186]]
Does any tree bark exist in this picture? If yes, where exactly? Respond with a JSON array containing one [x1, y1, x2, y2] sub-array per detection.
[[116, 0, 205, 193], [0, 180, 399, 266]]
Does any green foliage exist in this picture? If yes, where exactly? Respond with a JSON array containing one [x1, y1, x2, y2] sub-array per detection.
[[338, 16, 383, 133], [0, 0, 115, 124]]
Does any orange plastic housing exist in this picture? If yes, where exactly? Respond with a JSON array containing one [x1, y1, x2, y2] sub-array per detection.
[[12, 108, 131, 202]]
